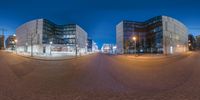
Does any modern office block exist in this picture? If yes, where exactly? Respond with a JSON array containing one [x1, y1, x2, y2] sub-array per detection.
[[101, 44, 116, 54], [87, 38, 99, 52], [196, 35, 200, 50], [116, 16, 188, 54], [5, 35, 16, 50], [188, 34, 196, 50], [16, 19, 88, 56]]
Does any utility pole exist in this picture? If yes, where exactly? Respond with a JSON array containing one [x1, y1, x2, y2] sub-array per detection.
[[50, 41, 52, 56], [132, 36, 137, 55], [31, 36, 33, 57], [75, 32, 78, 57]]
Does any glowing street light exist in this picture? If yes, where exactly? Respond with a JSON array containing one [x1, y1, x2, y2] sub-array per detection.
[[132, 37, 136, 41], [132, 36, 137, 55], [14, 39, 18, 43]]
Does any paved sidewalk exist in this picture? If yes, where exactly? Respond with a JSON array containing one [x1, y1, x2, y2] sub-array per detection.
[[116, 52, 193, 59], [3, 50, 80, 61], [18, 54, 77, 61]]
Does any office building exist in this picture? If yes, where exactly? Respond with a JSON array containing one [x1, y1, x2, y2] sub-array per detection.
[[87, 38, 99, 53], [196, 35, 200, 50], [188, 34, 196, 50], [87, 38, 93, 52], [92, 41, 99, 52], [116, 16, 188, 54], [16, 19, 87, 56], [5, 34, 16, 50], [101, 44, 116, 54]]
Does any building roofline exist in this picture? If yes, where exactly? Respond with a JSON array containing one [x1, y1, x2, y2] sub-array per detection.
[[16, 18, 44, 31], [116, 15, 187, 29]]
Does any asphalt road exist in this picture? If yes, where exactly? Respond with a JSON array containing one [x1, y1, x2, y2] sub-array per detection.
[[0, 51, 200, 100]]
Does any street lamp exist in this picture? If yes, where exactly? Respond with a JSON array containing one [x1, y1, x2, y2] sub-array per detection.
[[50, 41, 53, 56], [75, 44, 78, 57], [11, 41, 14, 51], [132, 36, 137, 55], [25, 42, 28, 52], [14, 39, 18, 43], [14, 39, 18, 54]]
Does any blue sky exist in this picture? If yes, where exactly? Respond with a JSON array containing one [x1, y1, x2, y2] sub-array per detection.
[[0, 0, 200, 48]]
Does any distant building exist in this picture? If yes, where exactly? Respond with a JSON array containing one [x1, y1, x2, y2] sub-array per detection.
[[101, 44, 116, 54], [0, 35, 4, 50], [5, 34, 16, 50], [87, 38, 93, 52], [196, 35, 200, 50], [116, 16, 188, 55], [87, 38, 99, 53], [188, 34, 196, 51], [92, 41, 99, 52], [16, 19, 88, 56]]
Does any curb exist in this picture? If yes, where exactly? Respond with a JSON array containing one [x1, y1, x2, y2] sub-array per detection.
[[116, 53, 192, 60], [13, 53, 85, 61]]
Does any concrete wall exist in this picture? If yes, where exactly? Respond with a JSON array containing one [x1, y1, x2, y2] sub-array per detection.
[[16, 19, 43, 47], [162, 16, 188, 54], [16, 19, 88, 56], [116, 21, 124, 54], [116, 16, 188, 54], [76, 25, 88, 53]]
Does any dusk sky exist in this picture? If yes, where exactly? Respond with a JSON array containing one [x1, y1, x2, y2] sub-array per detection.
[[0, 0, 200, 47]]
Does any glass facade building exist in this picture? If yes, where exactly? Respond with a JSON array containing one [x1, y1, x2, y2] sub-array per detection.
[[16, 19, 87, 56], [116, 16, 188, 54], [87, 38, 93, 52], [196, 35, 200, 50]]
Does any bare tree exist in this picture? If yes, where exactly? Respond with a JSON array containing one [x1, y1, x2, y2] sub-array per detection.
[[25, 20, 38, 57]]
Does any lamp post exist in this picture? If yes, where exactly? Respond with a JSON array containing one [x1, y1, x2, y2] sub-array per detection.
[[11, 41, 14, 52], [132, 36, 137, 55], [25, 42, 28, 52], [75, 44, 78, 57], [14, 39, 18, 54], [50, 41, 52, 56]]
